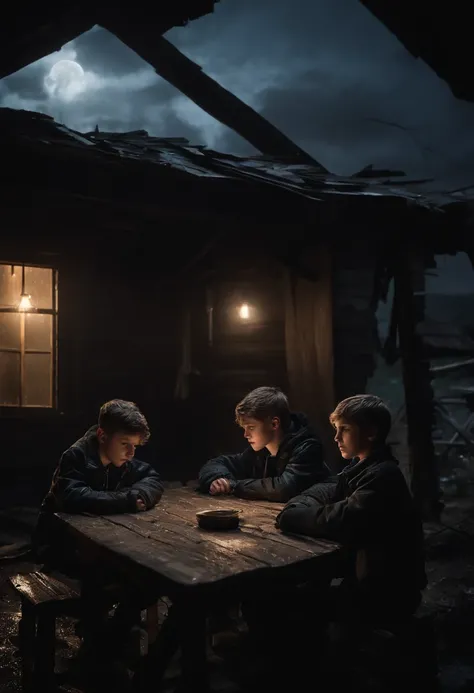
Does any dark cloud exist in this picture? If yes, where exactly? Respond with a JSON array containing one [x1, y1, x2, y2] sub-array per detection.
[[0, 0, 474, 183], [73, 27, 147, 76], [169, 0, 409, 64], [218, 62, 462, 175], [3, 65, 45, 100], [167, 0, 474, 179]]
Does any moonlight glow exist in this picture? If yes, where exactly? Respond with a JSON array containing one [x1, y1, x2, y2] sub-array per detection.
[[44, 60, 86, 101]]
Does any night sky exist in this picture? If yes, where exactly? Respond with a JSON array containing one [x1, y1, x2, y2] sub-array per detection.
[[1, 0, 474, 290]]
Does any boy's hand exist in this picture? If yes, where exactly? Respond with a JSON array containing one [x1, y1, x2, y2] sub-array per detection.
[[209, 478, 232, 495], [136, 498, 146, 511]]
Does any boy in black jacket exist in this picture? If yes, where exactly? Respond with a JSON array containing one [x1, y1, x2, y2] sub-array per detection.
[[40, 399, 163, 519], [276, 394, 427, 623], [35, 400, 163, 666], [199, 386, 329, 502]]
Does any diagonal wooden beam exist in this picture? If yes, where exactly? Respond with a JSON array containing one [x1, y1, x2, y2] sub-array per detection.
[[0, 2, 218, 80], [0, 12, 94, 80], [102, 17, 326, 168]]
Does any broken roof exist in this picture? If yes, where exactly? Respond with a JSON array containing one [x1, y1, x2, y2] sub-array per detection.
[[2, 107, 473, 210]]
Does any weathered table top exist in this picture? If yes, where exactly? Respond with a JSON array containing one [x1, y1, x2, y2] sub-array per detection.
[[56, 487, 341, 595]]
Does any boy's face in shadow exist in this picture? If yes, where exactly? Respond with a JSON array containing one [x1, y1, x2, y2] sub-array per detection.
[[239, 416, 281, 452], [97, 428, 143, 467], [333, 418, 374, 461]]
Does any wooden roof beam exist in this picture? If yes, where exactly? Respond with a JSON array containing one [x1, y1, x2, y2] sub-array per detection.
[[102, 16, 326, 169], [0, 10, 94, 80]]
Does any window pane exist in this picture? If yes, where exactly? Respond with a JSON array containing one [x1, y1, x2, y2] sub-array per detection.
[[0, 264, 22, 309], [25, 314, 52, 351], [0, 313, 20, 350], [0, 351, 20, 405], [25, 266, 53, 310], [24, 353, 52, 407]]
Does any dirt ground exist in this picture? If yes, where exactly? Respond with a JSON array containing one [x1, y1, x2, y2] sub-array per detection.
[[0, 492, 474, 693]]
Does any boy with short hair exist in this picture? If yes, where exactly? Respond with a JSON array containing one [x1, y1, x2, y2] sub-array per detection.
[[276, 394, 427, 621], [40, 398, 163, 520], [35, 400, 164, 671], [198, 386, 329, 502]]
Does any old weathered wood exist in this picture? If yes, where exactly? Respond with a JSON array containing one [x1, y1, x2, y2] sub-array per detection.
[[430, 357, 474, 374], [57, 488, 341, 692], [332, 238, 381, 404], [284, 243, 336, 465], [60, 514, 233, 586], [149, 490, 335, 556], [10, 572, 79, 606], [394, 244, 441, 520], [103, 512, 262, 571], [57, 488, 340, 593], [9, 572, 80, 691]]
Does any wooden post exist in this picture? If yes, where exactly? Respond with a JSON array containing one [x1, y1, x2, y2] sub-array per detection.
[[393, 243, 441, 520], [284, 242, 337, 467]]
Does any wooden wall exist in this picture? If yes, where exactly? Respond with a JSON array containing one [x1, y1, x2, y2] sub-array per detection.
[[0, 229, 184, 502], [181, 247, 288, 464], [332, 237, 381, 402]]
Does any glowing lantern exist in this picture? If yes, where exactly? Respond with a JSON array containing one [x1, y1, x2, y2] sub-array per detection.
[[17, 265, 35, 312], [238, 303, 250, 320]]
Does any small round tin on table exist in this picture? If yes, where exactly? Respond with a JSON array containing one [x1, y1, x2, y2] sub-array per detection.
[[196, 509, 241, 531]]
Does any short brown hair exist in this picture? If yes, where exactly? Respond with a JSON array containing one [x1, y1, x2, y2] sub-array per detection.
[[98, 399, 150, 442], [235, 387, 291, 430], [329, 394, 391, 444]]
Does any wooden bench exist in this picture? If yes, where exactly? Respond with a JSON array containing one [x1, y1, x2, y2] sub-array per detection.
[[9, 571, 80, 691]]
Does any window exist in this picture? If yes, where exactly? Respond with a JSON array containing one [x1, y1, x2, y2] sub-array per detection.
[[0, 263, 58, 408]]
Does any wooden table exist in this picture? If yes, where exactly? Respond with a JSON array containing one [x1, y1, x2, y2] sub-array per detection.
[[56, 487, 341, 691]]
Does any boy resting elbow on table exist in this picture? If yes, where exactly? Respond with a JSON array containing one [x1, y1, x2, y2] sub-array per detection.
[[35, 398, 163, 569], [34, 400, 164, 673], [276, 394, 427, 624], [198, 386, 330, 502], [39, 398, 162, 517]]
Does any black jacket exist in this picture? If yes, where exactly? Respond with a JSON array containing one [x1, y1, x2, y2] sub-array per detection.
[[198, 412, 329, 502], [276, 448, 427, 594], [40, 426, 164, 516]]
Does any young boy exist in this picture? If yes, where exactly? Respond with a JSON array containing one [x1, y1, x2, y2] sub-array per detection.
[[39, 398, 163, 521], [276, 394, 427, 622], [35, 400, 163, 669], [198, 386, 330, 502]]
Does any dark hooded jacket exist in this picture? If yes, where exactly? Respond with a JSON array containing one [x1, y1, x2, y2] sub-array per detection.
[[40, 426, 164, 516], [276, 447, 427, 596], [198, 412, 330, 502]]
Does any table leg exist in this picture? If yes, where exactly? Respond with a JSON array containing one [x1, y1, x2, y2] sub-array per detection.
[[33, 608, 56, 689], [132, 604, 180, 691], [146, 603, 160, 646], [175, 599, 209, 693], [18, 598, 36, 692]]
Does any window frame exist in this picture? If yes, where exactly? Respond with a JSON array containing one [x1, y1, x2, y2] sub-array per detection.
[[0, 262, 58, 410]]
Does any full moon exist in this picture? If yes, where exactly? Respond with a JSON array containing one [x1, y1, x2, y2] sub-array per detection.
[[44, 60, 86, 101]]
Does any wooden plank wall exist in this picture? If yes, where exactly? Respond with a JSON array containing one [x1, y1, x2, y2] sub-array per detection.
[[332, 239, 380, 402], [0, 232, 182, 493], [187, 256, 288, 463]]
